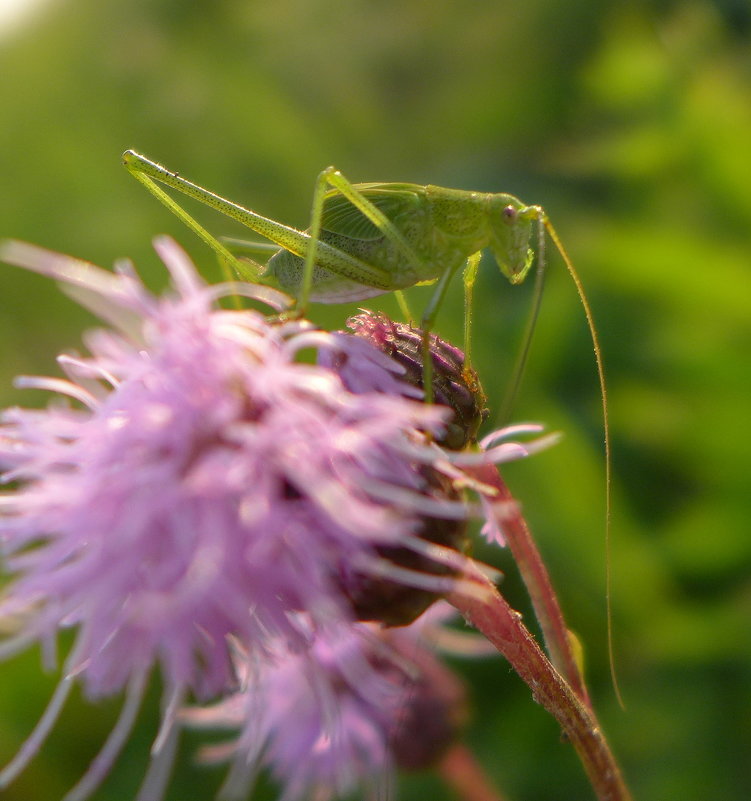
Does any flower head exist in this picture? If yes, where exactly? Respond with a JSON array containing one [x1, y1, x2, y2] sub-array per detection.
[[0, 237, 554, 800], [0, 238, 472, 798], [184, 607, 471, 801], [0, 239, 467, 698]]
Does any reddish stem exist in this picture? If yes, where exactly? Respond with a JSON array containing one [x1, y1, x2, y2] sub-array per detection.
[[448, 571, 631, 801], [438, 743, 512, 801], [470, 463, 590, 707]]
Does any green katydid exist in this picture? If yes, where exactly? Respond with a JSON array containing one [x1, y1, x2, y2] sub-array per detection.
[[121, 151, 606, 446], [121, 151, 587, 403], [121, 149, 618, 700]]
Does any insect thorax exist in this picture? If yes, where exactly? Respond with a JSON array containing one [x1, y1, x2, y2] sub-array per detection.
[[424, 186, 493, 261]]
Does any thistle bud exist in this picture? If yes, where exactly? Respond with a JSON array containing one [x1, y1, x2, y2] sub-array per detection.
[[345, 310, 487, 450], [338, 465, 469, 627], [326, 311, 489, 626], [386, 633, 469, 770]]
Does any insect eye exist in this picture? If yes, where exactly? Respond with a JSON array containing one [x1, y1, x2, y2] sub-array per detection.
[[502, 205, 517, 223]]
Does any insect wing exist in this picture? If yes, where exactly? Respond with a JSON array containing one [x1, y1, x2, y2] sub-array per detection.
[[321, 183, 427, 241]]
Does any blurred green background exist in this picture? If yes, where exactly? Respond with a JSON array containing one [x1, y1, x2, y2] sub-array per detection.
[[1, 0, 750, 799]]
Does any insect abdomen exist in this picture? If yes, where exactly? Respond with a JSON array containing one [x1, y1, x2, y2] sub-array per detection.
[[268, 243, 389, 303]]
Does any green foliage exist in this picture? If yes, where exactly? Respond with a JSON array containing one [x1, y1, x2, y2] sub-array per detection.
[[1, 1, 749, 799]]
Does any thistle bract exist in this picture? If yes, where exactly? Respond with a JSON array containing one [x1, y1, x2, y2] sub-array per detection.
[[324, 310, 487, 450]]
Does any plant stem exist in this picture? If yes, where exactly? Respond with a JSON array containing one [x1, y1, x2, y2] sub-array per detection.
[[448, 570, 632, 801], [470, 463, 590, 706], [438, 743, 511, 801]]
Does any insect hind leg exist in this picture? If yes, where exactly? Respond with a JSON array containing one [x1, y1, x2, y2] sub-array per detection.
[[122, 151, 258, 284], [298, 166, 427, 314]]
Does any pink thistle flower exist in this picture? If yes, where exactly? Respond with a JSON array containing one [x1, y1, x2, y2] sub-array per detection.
[[0, 237, 554, 800], [183, 606, 477, 801], [0, 238, 460, 799]]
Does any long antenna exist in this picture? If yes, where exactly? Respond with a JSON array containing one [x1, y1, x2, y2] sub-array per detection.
[[541, 211, 622, 708]]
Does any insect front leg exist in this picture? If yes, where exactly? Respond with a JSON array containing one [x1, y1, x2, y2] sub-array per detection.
[[497, 214, 547, 425], [417, 259, 466, 404], [462, 251, 482, 370]]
